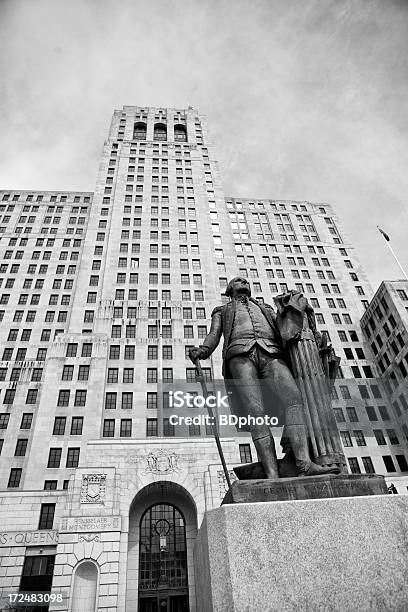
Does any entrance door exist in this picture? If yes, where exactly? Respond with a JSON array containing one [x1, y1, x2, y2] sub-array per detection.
[[139, 593, 189, 612], [138, 503, 189, 612]]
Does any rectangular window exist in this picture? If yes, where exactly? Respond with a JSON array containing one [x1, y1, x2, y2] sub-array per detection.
[[122, 392, 133, 409], [239, 444, 252, 463], [340, 431, 353, 447], [53, 417, 66, 435], [120, 419, 132, 437], [15, 438, 28, 456], [382, 456, 396, 472], [105, 392, 117, 409], [146, 419, 158, 437], [21, 413, 33, 429], [163, 418, 175, 437], [47, 448, 62, 468], [38, 503, 55, 529], [8, 468, 22, 488], [353, 430, 366, 446], [103, 419, 115, 437], [66, 448, 80, 468], [147, 392, 157, 410], [362, 457, 375, 474], [374, 429, 386, 445], [347, 458, 361, 474], [70, 417, 83, 435], [78, 365, 90, 381], [74, 390, 86, 406]]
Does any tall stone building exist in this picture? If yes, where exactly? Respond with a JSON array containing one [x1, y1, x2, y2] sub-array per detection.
[[0, 105, 407, 611], [361, 280, 408, 468]]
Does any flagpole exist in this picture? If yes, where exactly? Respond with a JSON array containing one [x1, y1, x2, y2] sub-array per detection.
[[385, 241, 408, 281], [377, 226, 408, 281]]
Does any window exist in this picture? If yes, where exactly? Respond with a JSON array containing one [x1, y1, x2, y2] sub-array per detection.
[[365, 406, 377, 421], [38, 504, 55, 529], [78, 365, 89, 381], [148, 345, 158, 360], [21, 413, 33, 429], [62, 365, 74, 381], [44, 481, 57, 490], [66, 448, 80, 468], [374, 430, 386, 445], [340, 431, 352, 447], [239, 444, 252, 463], [382, 456, 396, 472], [361, 457, 375, 473], [47, 448, 62, 468], [396, 455, 408, 471], [346, 407, 358, 422], [3, 389, 16, 404], [334, 408, 345, 422], [105, 392, 117, 409], [124, 346, 135, 359], [123, 368, 134, 383], [163, 418, 175, 436], [120, 419, 132, 437], [71, 417, 83, 435], [53, 417, 66, 435], [147, 368, 158, 383], [146, 419, 158, 436], [74, 390, 87, 406], [103, 419, 115, 437], [162, 368, 173, 383], [66, 343, 78, 357], [15, 438, 28, 456], [147, 392, 157, 410], [387, 429, 399, 445], [109, 345, 120, 360], [8, 468, 22, 488], [122, 392, 133, 409], [348, 458, 361, 474], [353, 430, 366, 446]]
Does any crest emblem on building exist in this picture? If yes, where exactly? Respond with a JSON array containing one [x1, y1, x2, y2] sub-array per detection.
[[80, 474, 107, 504], [146, 450, 179, 474]]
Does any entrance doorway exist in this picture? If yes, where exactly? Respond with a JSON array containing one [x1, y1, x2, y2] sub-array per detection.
[[138, 503, 189, 612]]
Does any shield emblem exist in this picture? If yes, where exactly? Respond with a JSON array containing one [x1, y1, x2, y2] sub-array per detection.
[[86, 483, 100, 500]]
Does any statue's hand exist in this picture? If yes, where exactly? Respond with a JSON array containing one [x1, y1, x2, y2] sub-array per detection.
[[189, 346, 206, 363]]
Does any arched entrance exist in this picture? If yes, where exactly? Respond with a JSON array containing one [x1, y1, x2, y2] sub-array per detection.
[[139, 503, 188, 612], [126, 482, 198, 612]]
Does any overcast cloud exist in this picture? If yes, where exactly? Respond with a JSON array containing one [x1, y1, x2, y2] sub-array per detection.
[[1, 0, 407, 290]]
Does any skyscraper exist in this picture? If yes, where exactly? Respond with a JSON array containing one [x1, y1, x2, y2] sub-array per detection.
[[0, 106, 407, 611]]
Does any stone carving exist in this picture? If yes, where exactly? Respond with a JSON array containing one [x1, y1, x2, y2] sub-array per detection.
[[146, 449, 179, 474], [80, 474, 107, 504], [60, 516, 121, 533], [79, 533, 100, 542]]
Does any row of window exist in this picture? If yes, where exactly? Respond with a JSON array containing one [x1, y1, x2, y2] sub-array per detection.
[[1, 193, 91, 203], [340, 429, 404, 448]]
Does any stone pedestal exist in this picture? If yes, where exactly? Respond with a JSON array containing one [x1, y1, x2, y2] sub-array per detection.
[[194, 495, 408, 612], [222, 473, 387, 504]]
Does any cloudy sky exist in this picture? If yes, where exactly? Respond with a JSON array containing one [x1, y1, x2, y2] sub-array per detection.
[[1, 0, 407, 290]]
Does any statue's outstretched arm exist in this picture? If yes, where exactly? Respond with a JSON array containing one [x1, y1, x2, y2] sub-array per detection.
[[189, 309, 222, 362]]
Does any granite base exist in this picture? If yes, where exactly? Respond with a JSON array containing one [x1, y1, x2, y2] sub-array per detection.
[[194, 495, 408, 611]]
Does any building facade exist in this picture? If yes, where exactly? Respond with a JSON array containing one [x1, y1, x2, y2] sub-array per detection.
[[0, 105, 407, 612], [361, 280, 408, 477]]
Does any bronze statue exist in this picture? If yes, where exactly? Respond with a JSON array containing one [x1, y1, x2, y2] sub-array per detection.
[[189, 277, 344, 478]]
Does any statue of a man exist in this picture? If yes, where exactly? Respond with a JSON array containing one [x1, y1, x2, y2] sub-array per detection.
[[189, 277, 340, 478]]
